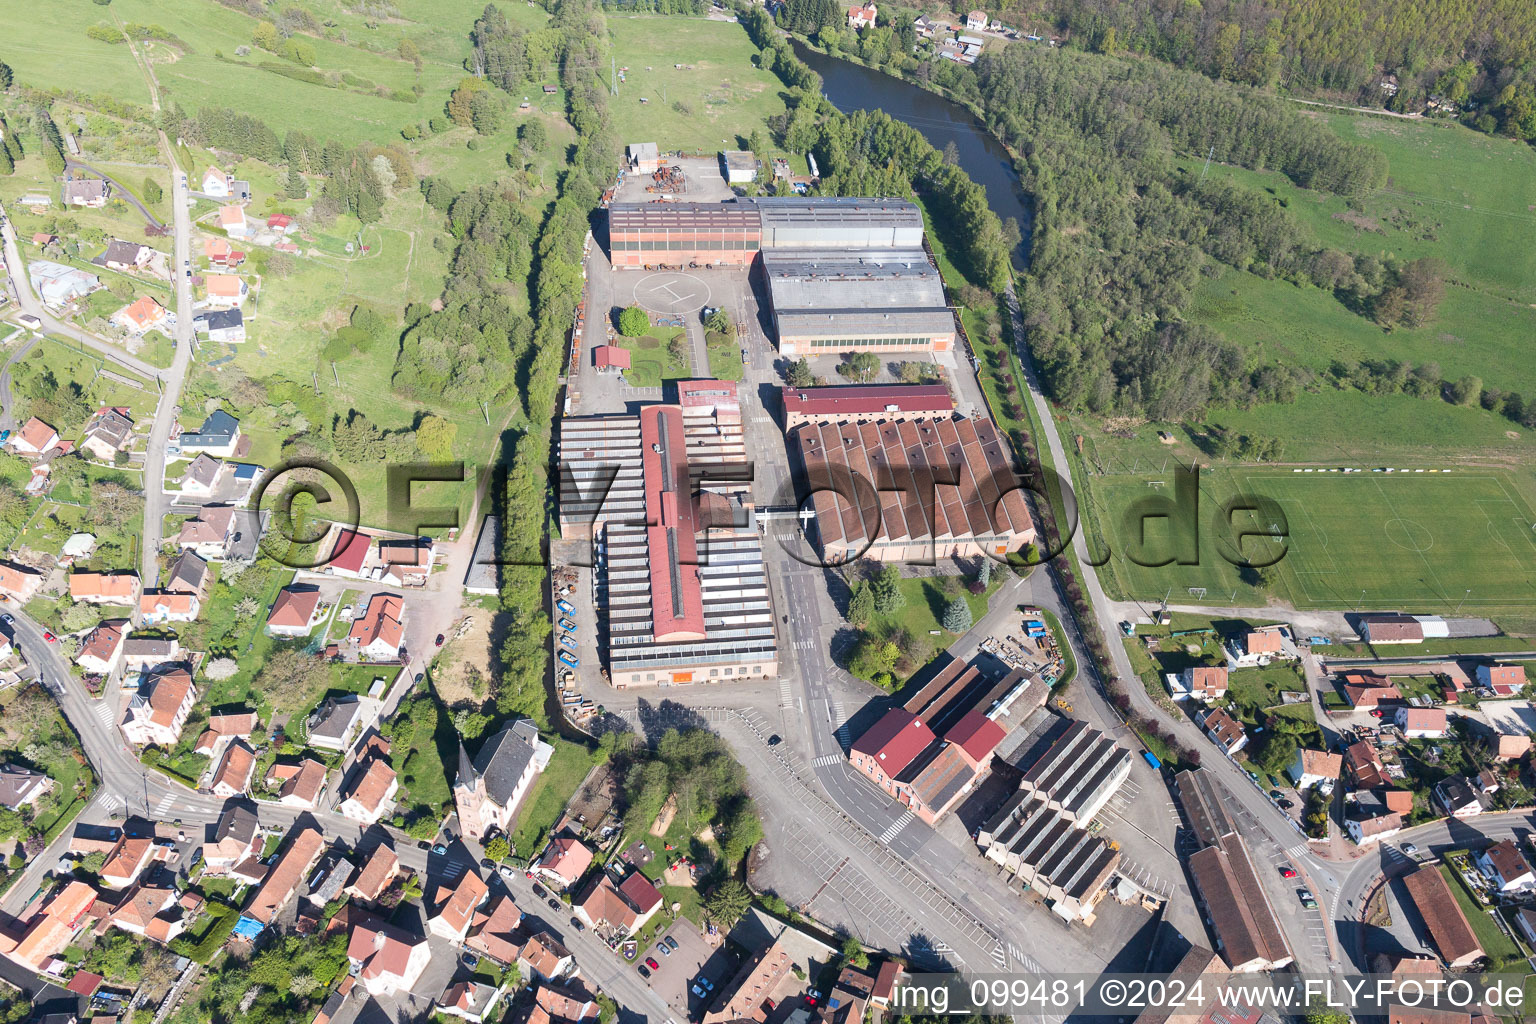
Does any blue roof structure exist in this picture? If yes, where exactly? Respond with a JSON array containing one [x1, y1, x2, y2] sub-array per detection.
[[232, 915, 264, 940]]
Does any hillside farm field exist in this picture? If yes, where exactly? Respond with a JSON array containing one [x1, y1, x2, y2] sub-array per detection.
[[1088, 469, 1536, 628]]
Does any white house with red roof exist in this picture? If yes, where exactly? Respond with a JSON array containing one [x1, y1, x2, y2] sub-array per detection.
[[325, 528, 371, 578], [1478, 664, 1527, 696], [111, 296, 169, 335], [533, 834, 593, 890], [218, 205, 250, 238], [847, 2, 877, 27], [201, 166, 231, 197], [10, 417, 60, 457], [349, 593, 405, 660]]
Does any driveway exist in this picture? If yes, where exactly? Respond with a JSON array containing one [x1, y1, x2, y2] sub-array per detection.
[[64, 159, 164, 229]]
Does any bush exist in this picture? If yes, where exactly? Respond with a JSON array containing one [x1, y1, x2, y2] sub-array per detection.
[[617, 305, 649, 337]]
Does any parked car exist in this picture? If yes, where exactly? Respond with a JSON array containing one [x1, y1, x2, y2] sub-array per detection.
[[692, 984, 707, 998], [547, 897, 562, 911], [1403, 843, 1418, 855], [480, 858, 495, 870], [570, 917, 585, 932], [0, 614, 11, 626], [1297, 889, 1317, 909], [532, 883, 549, 899], [664, 936, 679, 951], [1278, 799, 1294, 809], [638, 965, 651, 979], [657, 942, 671, 956], [416, 840, 431, 850], [432, 843, 448, 856], [1280, 866, 1296, 879], [1269, 789, 1283, 800], [767, 735, 781, 746], [42, 631, 56, 644], [645, 957, 660, 970], [435, 634, 445, 647], [499, 865, 517, 881]]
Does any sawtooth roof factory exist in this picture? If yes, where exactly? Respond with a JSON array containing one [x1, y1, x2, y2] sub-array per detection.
[[556, 381, 777, 688], [605, 197, 956, 355]]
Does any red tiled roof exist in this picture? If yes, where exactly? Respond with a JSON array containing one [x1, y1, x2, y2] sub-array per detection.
[[641, 407, 705, 641], [943, 710, 1005, 764], [593, 345, 630, 369], [781, 384, 953, 418], [329, 529, 370, 573], [851, 708, 936, 777], [269, 586, 321, 628], [348, 593, 404, 651]]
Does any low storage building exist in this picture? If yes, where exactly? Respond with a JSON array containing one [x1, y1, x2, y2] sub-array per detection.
[[762, 249, 955, 355]]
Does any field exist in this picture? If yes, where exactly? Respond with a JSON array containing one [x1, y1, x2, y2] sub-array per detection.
[[1086, 468, 1536, 628], [618, 328, 690, 388], [606, 17, 791, 152]]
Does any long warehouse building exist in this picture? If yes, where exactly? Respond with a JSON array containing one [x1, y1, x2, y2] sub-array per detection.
[[762, 249, 956, 355], [556, 381, 776, 687]]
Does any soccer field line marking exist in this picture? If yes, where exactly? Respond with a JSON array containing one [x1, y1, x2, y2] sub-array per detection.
[[1366, 472, 1454, 603]]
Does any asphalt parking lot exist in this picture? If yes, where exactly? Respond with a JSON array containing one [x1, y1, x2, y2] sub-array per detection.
[[641, 919, 731, 1018]]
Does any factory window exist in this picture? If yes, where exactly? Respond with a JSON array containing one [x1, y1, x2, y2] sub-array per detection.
[[646, 673, 655, 681], [724, 667, 733, 675], [710, 669, 719, 677]]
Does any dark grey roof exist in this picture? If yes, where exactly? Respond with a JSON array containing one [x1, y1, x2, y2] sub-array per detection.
[[182, 409, 239, 446], [194, 308, 243, 332], [309, 695, 364, 741], [167, 550, 209, 592], [85, 408, 134, 449], [0, 764, 48, 809], [101, 239, 145, 265], [469, 719, 540, 806], [182, 454, 222, 487], [213, 801, 259, 847]]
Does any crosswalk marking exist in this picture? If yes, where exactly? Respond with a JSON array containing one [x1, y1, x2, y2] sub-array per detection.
[[1285, 843, 1307, 858], [153, 794, 174, 816], [99, 793, 121, 813], [95, 702, 116, 726], [878, 810, 914, 844], [812, 754, 842, 767], [779, 679, 793, 708], [991, 943, 1008, 968]]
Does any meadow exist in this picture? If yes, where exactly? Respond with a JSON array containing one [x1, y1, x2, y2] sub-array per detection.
[[606, 16, 791, 152]]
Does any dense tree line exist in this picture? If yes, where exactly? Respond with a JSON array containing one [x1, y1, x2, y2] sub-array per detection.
[[960, 43, 1387, 419], [619, 728, 764, 868], [496, 0, 618, 721], [470, 3, 562, 93], [1035, 0, 1536, 141]]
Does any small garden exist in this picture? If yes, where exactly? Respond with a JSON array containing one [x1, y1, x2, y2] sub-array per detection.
[[615, 304, 691, 387]]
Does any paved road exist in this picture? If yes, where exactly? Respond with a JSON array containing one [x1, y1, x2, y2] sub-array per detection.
[[64, 159, 164, 229], [0, 330, 41, 432], [135, 151, 195, 599], [0, 209, 163, 382], [999, 283, 1340, 966]]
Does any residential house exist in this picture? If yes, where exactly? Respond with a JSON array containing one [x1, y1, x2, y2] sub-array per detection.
[[0, 765, 52, 809], [526, 984, 600, 1024], [267, 214, 294, 234], [105, 883, 186, 944], [274, 757, 329, 809], [438, 982, 502, 1024], [204, 274, 249, 308], [28, 262, 99, 306], [1344, 790, 1403, 845], [204, 237, 234, 265], [572, 870, 662, 936], [218, 205, 250, 238], [76, 622, 126, 676], [532, 834, 594, 891], [338, 756, 399, 824], [165, 550, 210, 599], [1477, 664, 1526, 697], [349, 593, 405, 660], [1229, 626, 1291, 667], [70, 571, 139, 606], [63, 178, 110, 207], [1476, 839, 1535, 893], [702, 939, 799, 1024], [191, 712, 257, 758], [1433, 776, 1489, 818], [121, 666, 196, 748], [267, 585, 324, 636], [245, 828, 326, 925], [173, 410, 241, 457], [346, 918, 432, 997], [519, 931, 574, 982], [1400, 865, 1483, 968], [326, 529, 371, 577], [305, 850, 357, 908], [0, 562, 44, 603], [871, 962, 902, 1010], [11, 417, 61, 457], [202, 167, 231, 197], [60, 533, 96, 563], [139, 590, 198, 624], [379, 538, 434, 587], [346, 845, 400, 904], [30, 232, 56, 246], [965, 9, 987, 31], [100, 239, 151, 272], [111, 296, 168, 335], [428, 868, 490, 944], [1343, 676, 1403, 709], [1474, 717, 1533, 761], [1396, 707, 1448, 739], [1168, 665, 1228, 701], [453, 718, 553, 841], [466, 895, 524, 965], [177, 454, 226, 497], [202, 803, 262, 876], [79, 407, 135, 462], [176, 505, 239, 559], [0, 881, 96, 969], [306, 694, 379, 752], [1288, 749, 1342, 793], [847, 2, 877, 27], [209, 739, 257, 798], [192, 307, 245, 343], [1344, 740, 1387, 789], [99, 834, 177, 888], [1196, 706, 1248, 756]]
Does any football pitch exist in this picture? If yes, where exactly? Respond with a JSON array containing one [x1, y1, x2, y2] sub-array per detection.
[[1088, 468, 1536, 615]]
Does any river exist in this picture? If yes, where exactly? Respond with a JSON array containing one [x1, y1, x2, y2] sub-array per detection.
[[790, 39, 1032, 269]]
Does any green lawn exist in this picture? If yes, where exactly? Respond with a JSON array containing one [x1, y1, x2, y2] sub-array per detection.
[[509, 739, 595, 860], [869, 575, 1000, 649], [619, 328, 690, 388], [1086, 467, 1536, 631], [1440, 863, 1521, 960], [705, 330, 743, 381], [606, 16, 792, 152]]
